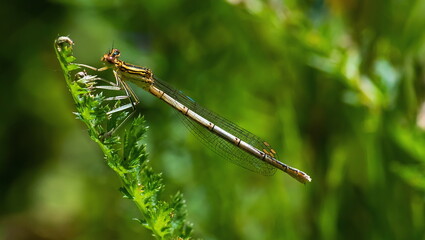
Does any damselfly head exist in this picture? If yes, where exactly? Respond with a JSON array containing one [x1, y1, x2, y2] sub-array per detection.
[[101, 49, 121, 64], [110, 49, 120, 58]]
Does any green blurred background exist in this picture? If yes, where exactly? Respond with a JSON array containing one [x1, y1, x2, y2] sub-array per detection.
[[1, 0, 425, 239]]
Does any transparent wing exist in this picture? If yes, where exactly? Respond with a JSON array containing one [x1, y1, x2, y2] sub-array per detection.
[[154, 78, 278, 176]]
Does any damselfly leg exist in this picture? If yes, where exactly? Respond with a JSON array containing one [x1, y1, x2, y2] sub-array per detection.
[[74, 64, 140, 136]]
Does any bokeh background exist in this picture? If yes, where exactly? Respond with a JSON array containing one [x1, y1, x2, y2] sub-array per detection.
[[1, 0, 425, 239]]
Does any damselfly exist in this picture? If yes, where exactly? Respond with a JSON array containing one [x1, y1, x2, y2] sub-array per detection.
[[78, 49, 311, 183]]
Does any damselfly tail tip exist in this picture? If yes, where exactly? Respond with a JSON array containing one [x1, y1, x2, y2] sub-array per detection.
[[285, 167, 312, 184], [304, 175, 312, 184], [297, 172, 312, 184], [289, 170, 312, 184]]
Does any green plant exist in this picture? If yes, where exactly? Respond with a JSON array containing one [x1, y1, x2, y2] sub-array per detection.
[[54, 36, 192, 240]]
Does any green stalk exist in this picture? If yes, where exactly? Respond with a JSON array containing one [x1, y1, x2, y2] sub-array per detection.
[[54, 36, 193, 240]]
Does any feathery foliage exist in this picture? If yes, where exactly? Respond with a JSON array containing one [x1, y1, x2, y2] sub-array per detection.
[[54, 36, 192, 240]]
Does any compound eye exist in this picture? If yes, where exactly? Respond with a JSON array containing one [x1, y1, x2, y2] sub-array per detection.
[[112, 49, 120, 57]]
